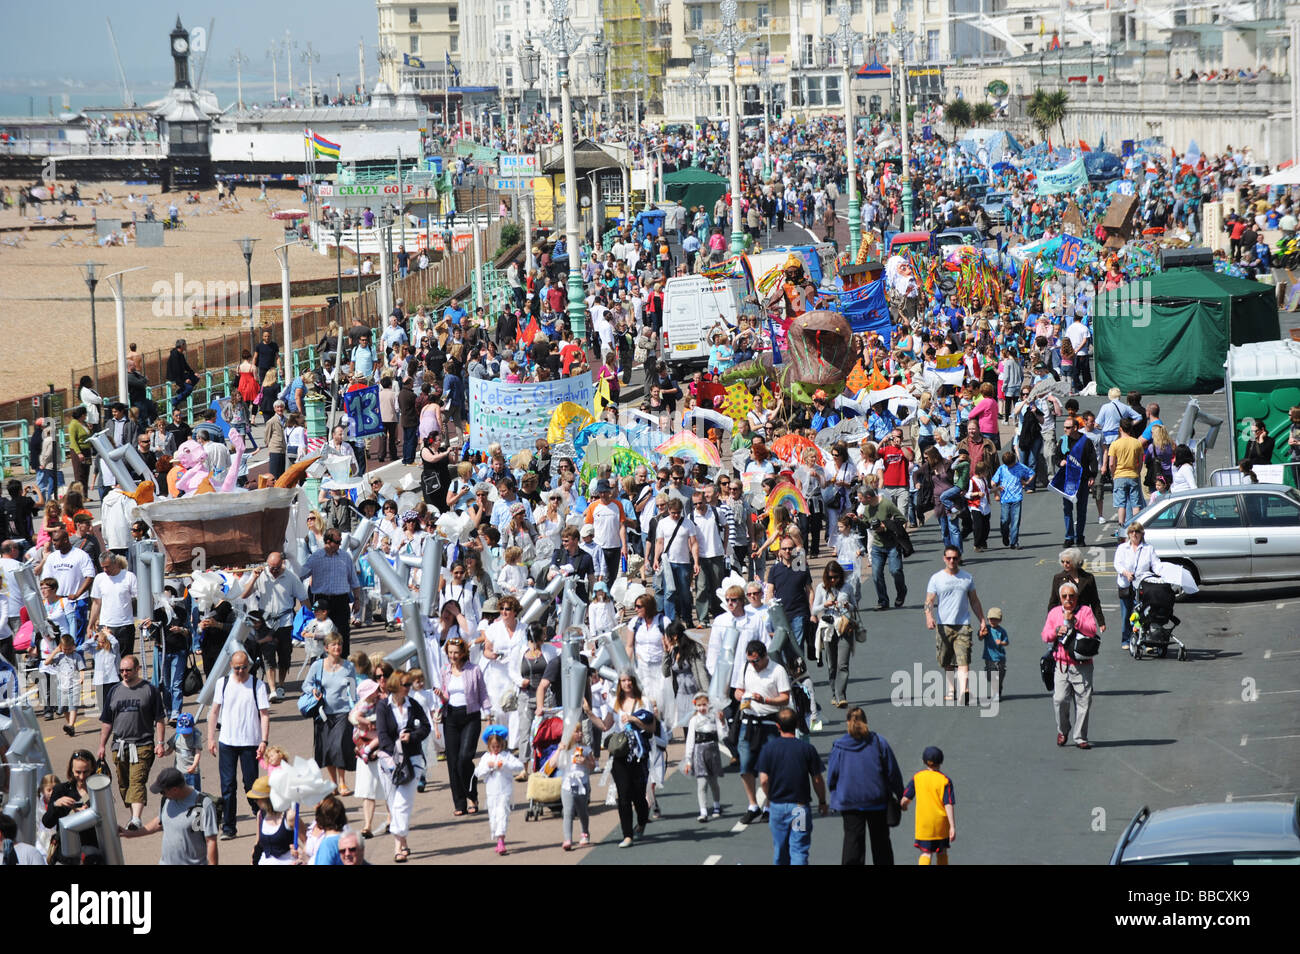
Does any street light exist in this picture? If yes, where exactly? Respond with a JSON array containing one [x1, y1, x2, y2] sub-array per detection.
[[883, 9, 917, 230], [272, 240, 297, 372], [102, 267, 147, 405], [77, 262, 105, 394], [235, 237, 259, 354], [331, 215, 344, 356], [704, 0, 758, 254], [519, 33, 540, 126], [690, 42, 711, 125], [831, 1, 864, 252], [753, 40, 771, 182], [540, 0, 601, 336], [588, 32, 609, 126]]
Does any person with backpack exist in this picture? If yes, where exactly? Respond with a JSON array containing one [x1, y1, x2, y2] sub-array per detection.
[[731, 640, 791, 826], [120, 767, 219, 865], [96, 655, 168, 831], [206, 650, 271, 840], [756, 705, 828, 866]]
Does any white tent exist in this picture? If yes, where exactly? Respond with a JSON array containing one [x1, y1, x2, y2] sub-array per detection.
[[1254, 166, 1300, 186]]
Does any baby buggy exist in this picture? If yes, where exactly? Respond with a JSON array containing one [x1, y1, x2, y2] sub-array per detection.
[[1128, 575, 1187, 661], [524, 711, 566, 822]]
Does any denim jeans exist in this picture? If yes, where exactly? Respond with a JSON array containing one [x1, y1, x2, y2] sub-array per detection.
[[663, 562, 693, 624], [870, 545, 905, 606], [36, 467, 57, 500], [1062, 492, 1089, 543], [171, 380, 196, 409], [768, 801, 813, 865], [1021, 436, 1044, 487], [1000, 500, 1022, 546], [1120, 592, 1136, 644], [1112, 477, 1144, 522], [160, 650, 186, 718], [218, 743, 260, 835]]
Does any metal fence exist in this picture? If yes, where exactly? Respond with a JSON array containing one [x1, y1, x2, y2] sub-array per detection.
[[0, 216, 508, 474]]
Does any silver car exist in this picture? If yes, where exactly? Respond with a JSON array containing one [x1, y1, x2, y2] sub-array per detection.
[[1134, 484, 1300, 584]]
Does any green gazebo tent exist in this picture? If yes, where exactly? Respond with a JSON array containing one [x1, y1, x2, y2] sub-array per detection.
[[662, 167, 729, 212], [1094, 268, 1280, 394]]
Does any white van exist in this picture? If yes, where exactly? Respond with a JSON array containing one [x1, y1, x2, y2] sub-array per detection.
[[661, 274, 742, 367]]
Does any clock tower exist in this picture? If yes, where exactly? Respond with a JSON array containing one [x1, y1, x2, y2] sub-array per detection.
[[170, 17, 191, 89]]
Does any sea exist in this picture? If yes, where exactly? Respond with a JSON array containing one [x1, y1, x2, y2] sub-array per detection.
[[0, 90, 173, 117]]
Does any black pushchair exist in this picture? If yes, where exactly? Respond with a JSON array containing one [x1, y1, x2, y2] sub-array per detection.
[[1128, 575, 1186, 661]]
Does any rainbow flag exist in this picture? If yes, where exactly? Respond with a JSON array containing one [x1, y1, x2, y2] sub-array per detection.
[[766, 479, 809, 515], [306, 128, 341, 160], [700, 256, 745, 281], [654, 430, 722, 468]]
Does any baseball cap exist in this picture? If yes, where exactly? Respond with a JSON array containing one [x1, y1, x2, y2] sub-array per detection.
[[922, 745, 945, 766], [176, 713, 196, 735], [312, 597, 331, 612], [987, 607, 1003, 621], [149, 767, 186, 794]]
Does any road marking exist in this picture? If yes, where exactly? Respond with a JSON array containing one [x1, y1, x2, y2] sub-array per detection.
[[1200, 735, 1289, 784], [1251, 734, 1300, 742], [1241, 734, 1249, 746], [730, 821, 747, 833], [1259, 689, 1300, 695], [1115, 756, 1176, 794], [1264, 649, 1300, 658], [703, 854, 722, 865], [1100, 604, 1118, 610]]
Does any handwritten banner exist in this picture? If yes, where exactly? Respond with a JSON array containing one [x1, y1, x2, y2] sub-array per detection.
[[343, 385, 383, 438], [469, 373, 595, 456], [1036, 157, 1088, 195]]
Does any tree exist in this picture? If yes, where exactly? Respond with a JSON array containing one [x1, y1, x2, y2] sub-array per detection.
[[944, 98, 972, 134], [1027, 88, 1069, 143], [972, 101, 995, 125]]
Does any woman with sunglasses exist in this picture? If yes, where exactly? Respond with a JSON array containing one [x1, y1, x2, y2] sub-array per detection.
[[435, 637, 490, 815], [824, 442, 857, 548], [43, 750, 100, 863], [467, 482, 495, 531], [812, 561, 860, 708]]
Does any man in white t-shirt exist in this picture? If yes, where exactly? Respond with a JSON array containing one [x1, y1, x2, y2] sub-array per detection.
[[206, 650, 270, 840], [1063, 316, 1092, 388], [584, 480, 627, 587], [40, 527, 95, 642], [730, 641, 790, 824], [691, 488, 729, 625], [925, 546, 990, 706], [653, 497, 699, 625], [0, 539, 23, 662], [87, 553, 139, 657]]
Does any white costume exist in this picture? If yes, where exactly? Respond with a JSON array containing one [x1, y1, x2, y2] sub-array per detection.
[[473, 750, 524, 838]]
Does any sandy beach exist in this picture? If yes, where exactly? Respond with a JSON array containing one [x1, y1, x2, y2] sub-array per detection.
[[0, 180, 344, 400]]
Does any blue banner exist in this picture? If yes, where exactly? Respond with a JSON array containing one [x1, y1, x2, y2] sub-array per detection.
[[1049, 435, 1087, 504], [1056, 235, 1083, 274], [343, 385, 383, 438], [836, 279, 893, 345], [1035, 157, 1088, 195], [469, 373, 595, 456]]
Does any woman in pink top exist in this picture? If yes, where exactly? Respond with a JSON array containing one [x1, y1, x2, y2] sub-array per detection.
[[1041, 582, 1099, 749], [971, 382, 1001, 449]]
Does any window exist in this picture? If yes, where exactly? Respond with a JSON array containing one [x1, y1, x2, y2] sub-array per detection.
[[825, 73, 841, 106], [1184, 496, 1244, 529], [409, 6, 419, 24], [1246, 493, 1300, 528], [598, 172, 623, 205], [802, 34, 815, 67], [875, 0, 887, 11], [1024, 42, 1032, 53], [504, 65, 514, 88], [449, 4, 458, 23], [410, 35, 420, 54], [1174, 10, 1187, 25], [1144, 501, 1184, 529], [756, 2, 769, 27], [450, 36, 458, 53], [1024, 16, 1033, 30], [688, 6, 703, 30], [927, 30, 939, 61]]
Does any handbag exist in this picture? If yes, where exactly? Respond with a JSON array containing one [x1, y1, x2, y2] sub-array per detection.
[[604, 728, 630, 760], [181, 654, 204, 697], [1039, 646, 1058, 691], [298, 661, 325, 719], [390, 754, 415, 787]]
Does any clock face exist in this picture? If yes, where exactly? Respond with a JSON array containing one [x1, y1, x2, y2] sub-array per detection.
[[173, 37, 189, 54]]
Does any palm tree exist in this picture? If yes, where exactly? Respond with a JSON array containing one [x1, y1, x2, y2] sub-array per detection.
[[944, 98, 972, 135], [972, 101, 995, 125], [1027, 88, 1070, 143]]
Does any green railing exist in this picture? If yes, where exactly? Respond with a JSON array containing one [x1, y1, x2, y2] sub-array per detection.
[[0, 419, 30, 477]]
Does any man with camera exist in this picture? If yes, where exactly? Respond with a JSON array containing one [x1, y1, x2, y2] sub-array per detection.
[[1040, 581, 1099, 749]]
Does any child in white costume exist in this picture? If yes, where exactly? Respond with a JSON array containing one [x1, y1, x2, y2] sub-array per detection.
[[474, 724, 524, 855]]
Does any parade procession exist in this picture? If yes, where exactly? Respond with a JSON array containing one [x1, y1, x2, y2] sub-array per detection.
[[0, 3, 1298, 899]]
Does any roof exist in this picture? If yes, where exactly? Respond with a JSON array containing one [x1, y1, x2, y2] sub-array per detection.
[[857, 60, 892, 78], [662, 166, 729, 184], [1147, 267, 1275, 301], [540, 138, 629, 174], [221, 105, 425, 124], [1117, 802, 1300, 863]]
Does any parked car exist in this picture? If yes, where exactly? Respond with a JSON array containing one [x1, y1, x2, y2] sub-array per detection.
[[934, 226, 987, 250], [1133, 484, 1300, 585], [1110, 799, 1300, 864], [981, 191, 1012, 225]]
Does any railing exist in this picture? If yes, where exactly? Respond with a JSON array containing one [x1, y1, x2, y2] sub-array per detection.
[[0, 419, 30, 477], [1208, 462, 1300, 487], [0, 140, 164, 157]]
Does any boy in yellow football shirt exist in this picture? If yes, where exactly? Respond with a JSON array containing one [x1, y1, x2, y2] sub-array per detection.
[[899, 745, 956, 865]]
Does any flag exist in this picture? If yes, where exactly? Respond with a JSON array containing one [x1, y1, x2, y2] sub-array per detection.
[[766, 317, 783, 365], [1047, 137, 1053, 155], [1039, 19, 1046, 36], [594, 376, 612, 417], [518, 314, 539, 346], [1049, 32, 1061, 51], [1078, 139, 1090, 152], [1049, 435, 1087, 503], [924, 355, 965, 387], [306, 128, 341, 160], [403, 53, 425, 69], [446, 52, 461, 85]]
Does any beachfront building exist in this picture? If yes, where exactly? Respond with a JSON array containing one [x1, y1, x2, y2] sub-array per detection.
[[377, 0, 462, 92]]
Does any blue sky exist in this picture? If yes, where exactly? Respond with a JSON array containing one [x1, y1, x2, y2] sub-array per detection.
[[0, 0, 374, 105]]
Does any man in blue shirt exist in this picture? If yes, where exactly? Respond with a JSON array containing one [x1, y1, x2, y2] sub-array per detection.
[[442, 358, 464, 422], [443, 297, 467, 327], [867, 402, 900, 443], [756, 707, 828, 866], [990, 448, 1034, 548]]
